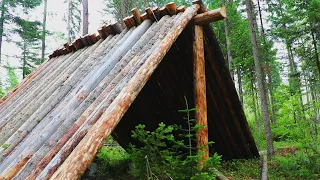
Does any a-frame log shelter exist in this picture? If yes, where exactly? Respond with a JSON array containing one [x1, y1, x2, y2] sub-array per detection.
[[0, 1, 259, 179]]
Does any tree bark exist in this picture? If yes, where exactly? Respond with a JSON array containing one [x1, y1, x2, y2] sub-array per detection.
[[251, 79, 260, 147], [257, 0, 276, 123], [82, 0, 88, 35], [245, 0, 274, 156], [41, 0, 48, 63], [193, 25, 209, 165]]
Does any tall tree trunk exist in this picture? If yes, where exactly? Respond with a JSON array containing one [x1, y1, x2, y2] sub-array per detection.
[[288, 45, 306, 121], [257, 0, 276, 123], [82, 0, 88, 35], [0, 0, 6, 63], [245, 0, 274, 156], [221, 0, 234, 79], [41, 0, 47, 63], [251, 79, 260, 147]]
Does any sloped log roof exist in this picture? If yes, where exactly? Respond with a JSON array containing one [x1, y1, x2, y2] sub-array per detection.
[[0, 2, 258, 179]]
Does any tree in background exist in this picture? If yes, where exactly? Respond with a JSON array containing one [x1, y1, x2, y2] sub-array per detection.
[[0, 0, 43, 63], [41, 0, 48, 63], [245, 0, 274, 155], [5, 61, 18, 91], [102, 0, 191, 24], [65, 0, 82, 43], [103, 0, 135, 23], [13, 17, 42, 78]]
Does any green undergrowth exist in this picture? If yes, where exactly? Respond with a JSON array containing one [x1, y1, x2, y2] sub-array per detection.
[[82, 145, 133, 180]]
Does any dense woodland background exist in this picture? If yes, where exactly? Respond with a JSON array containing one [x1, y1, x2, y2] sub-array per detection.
[[0, 0, 319, 179]]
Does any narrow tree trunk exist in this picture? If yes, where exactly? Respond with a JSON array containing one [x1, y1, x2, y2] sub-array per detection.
[[251, 79, 260, 147], [82, 0, 88, 35], [0, 0, 6, 63], [22, 42, 27, 79], [67, 0, 72, 43], [257, 0, 276, 123], [245, 0, 274, 156], [41, 0, 47, 63], [221, 0, 233, 79]]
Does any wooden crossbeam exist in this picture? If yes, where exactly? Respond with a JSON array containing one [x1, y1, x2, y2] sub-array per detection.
[[194, 7, 226, 25]]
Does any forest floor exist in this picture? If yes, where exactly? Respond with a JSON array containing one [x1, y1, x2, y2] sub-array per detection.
[[82, 141, 319, 180]]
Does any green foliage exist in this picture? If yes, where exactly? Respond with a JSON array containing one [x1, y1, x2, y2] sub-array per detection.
[[13, 17, 42, 78], [1, 144, 10, 149], [0, 77, 5, 98], [129, 122, 221, 179], [82, 145, 131, 180], [271, 150, 320, 179], [129, 98, 220, 179], [6, 62, 18, 91]]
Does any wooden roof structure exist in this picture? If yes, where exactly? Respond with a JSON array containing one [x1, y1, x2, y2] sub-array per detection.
[[0, 1, 259, 179]]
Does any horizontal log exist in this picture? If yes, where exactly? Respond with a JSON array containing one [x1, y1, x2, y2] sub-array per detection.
[[194, 7, 226, 25], [141, 13, 148, 22]]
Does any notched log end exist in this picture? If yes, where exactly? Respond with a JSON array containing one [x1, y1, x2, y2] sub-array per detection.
[[165, 2, 177, 16]]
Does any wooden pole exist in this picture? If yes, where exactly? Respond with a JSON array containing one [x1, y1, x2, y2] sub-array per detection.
[[50, 4, 200, 179], [193, 25, 209, 165], [194, 7, 226, 25]]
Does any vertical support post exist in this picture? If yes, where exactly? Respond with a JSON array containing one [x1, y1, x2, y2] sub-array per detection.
[[193, 25, 209, 166]]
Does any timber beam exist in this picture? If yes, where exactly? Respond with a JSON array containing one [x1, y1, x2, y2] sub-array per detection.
[[193, 7, 226, 25], [193, 24, 209, 166]]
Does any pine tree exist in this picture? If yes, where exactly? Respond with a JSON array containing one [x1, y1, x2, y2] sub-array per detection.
[[13, 17, 42, 78], [66, 0, 82, 43], [245, 0, 274, 156], [0, 0, 42, 63]]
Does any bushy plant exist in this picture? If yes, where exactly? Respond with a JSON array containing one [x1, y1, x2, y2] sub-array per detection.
[[129, 97, 221, 179], [129, 123, 221, 179], [82, 141, 131, 180]]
